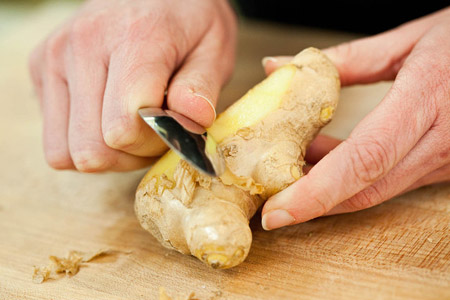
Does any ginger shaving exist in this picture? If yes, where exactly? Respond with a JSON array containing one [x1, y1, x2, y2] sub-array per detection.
[[219, 168, 264, 195], [173, 160, 197, 206], [32, 249, 113, 284], [159, 287, 199, 300]]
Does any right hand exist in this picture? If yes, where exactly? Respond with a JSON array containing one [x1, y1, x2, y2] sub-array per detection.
[[29, 0, 237, 172]]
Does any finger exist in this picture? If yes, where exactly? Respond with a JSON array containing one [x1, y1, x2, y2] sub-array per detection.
[[101, 40, 171, 157], [66, 39, 154, 172], [305, 135, 342, 164], [41, 71, 74, 170], [262, 9, 447, 82], [261, 56, 292, 75], [325, 126, 450, 216], [403, 164, 450, 193], [28, 42, 45, 106], [261, 48, 439, 230], [322, 9, 447, 86], [167, 22, 236, 128], [35, 32, 74, 169]]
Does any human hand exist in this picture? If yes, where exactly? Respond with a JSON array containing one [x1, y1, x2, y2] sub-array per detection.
[[29, 0, 236, 172], [261, 7, 450, 230]]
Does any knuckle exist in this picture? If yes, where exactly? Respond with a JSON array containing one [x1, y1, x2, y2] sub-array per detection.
[[44, 149, 73, 170], [160, 41, 180, 69], [126, 15, 154, 39], [114, 42, 176, 85], [141, 39, 179, 72], [124, 16, 181, 67], [347, 137, 394, 184], [331, 40, 364, 67], [310, 196, 330, 216], [344, 184, 385, 212], [71, 146, 113, 173], [125, 10, 168, 42], [69, 16, 98, 52], [328, 39, 375, 84], [399, 48, 449, 113], [103, 118, 142, 151], [306, 187, 334, 216], [334, 41, 355, 60], [42, 33, 67, 74], [45, 35, 64, 59]]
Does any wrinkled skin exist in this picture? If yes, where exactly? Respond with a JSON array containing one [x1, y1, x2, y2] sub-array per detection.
[[29, 0, 236, 172], [29, 0, 449, 229], [262, 7, 450, 230]]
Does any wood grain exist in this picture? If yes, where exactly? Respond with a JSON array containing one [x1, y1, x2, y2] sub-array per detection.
[[0, 2, 449, 299]]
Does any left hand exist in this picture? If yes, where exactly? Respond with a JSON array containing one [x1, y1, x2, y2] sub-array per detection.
[[260, 7, 450, 230]]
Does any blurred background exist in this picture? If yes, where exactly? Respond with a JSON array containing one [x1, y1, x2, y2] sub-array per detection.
[[234, 0, 448, 34], [2, 0, 448, 34], [1, 2, 448, 299]]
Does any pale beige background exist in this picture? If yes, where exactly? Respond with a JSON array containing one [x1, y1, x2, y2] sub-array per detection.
[[0, 2, 449, 299]]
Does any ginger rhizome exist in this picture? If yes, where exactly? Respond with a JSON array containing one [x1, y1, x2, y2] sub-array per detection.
[[135, 48, 340, 269]]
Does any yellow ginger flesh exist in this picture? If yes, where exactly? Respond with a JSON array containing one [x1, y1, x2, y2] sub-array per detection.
[[135, 48, 340, 269]]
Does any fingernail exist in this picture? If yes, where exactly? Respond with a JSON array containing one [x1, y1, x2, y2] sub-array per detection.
[[193, 92, 216, 121], [261, 56, 277, 68], [262, 209, 295, 231]]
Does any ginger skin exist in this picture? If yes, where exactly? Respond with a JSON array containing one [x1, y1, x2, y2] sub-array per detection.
[[135, 48, 340, 269]]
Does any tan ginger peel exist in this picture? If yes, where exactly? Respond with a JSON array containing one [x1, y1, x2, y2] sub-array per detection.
[[135, 48, 340, 269]]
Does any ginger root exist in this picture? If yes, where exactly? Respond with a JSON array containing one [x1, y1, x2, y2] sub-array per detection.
[[135, 48, 340, 269]]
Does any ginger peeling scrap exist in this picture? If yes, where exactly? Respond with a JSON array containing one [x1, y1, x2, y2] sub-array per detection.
[[32, 249, 111, 283], [135, 48, 340, 269], [159, 287, 198, 300]]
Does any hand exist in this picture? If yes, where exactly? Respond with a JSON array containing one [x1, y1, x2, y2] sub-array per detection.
[[29, 0, 236, 172], [261, 7, 450, 230]]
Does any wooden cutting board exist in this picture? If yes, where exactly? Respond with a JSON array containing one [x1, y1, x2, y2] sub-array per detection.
[[0, 3, 449, 299]]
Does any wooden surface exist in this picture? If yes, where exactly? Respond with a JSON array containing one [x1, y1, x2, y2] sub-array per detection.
[[1, 2, 449, 299]]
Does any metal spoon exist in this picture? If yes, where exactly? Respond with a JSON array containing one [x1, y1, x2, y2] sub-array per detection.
[[138, 107, 224, 177]]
